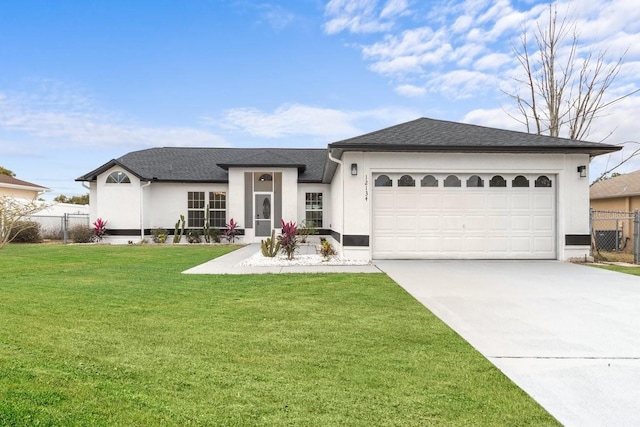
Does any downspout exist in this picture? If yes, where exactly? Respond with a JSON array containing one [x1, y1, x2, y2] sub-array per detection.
[[140, 181, 152, 241], [327, 150, 344, 249]]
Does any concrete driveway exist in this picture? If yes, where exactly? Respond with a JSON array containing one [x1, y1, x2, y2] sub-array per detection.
[[375, 260, 640, 427]]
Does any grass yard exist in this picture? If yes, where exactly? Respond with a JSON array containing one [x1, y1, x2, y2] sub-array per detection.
[[590, 263, 640, 276], [0, 244, 558, 426]]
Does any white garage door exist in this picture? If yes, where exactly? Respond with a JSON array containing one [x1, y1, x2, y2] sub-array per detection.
[[372, 173, 556, 259]]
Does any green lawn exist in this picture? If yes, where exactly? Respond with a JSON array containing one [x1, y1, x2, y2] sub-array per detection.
[[590, 263, 640, 276], [0, 244, 558, 426]]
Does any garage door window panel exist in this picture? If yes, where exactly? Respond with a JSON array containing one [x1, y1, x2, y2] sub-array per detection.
[[513, 175, 530, 187], [535, 175, 552, 187], [467, 175, 484, 187], [398, 175, 416, 187], [490, 175, 506, 187], [375, 175, 392, 187], [421, 175, 438, 187], [444, 175, 461, 187]]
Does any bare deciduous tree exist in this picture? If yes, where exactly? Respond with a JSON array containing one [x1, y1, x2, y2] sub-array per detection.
[[0, 196, 47, 249], [503, 4, 639, 181]]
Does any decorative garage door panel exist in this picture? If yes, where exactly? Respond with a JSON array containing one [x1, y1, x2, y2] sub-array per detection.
[[372, 173, 556, 259]]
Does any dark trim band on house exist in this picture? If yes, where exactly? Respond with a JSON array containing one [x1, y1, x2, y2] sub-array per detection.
[[107, 228, 246, 236], [343, 235, 369, 247], [565, 234, 591, 245]]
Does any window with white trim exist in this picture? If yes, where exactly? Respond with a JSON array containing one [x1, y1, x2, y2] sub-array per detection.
[[106, 171, 131, 183], [209, 192, 227, 228], [305, 192, 323, 228], [187, 191, 228, 228], [188, 192, 206, 228]]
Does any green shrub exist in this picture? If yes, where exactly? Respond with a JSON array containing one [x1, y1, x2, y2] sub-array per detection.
[[10, 221, 42, 243], [186, 229, 201, 244], [320, 239, 337, 260], [151, 228, 168, 243], [298, 220, 317, 243], [69, 224, 94, 243]]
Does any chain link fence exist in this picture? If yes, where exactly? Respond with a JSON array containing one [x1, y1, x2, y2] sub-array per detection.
[[590, 209, 640, 264], [28, 213, 90, 243]]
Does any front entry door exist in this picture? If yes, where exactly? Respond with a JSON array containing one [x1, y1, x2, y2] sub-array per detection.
[[255, 194, 272, 237]]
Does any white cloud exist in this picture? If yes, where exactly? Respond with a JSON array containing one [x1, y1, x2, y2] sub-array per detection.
[[258, 4, 295, 30], [474, 52, 512, 71], [325, 0, 640, 106], [0, 84, 228, 149], [429, 70, 496, 99], [394, 84, 426, 97], [452, 15, 474, 33], [209, 103, 420, 140], [323, 0, 403, 34], [380, 0, 410, 19]]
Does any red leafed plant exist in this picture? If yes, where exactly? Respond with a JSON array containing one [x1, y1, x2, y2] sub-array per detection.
[[93, 218, 107, 241], [277, 219, 299, 260], [223, 218, 239, 243]]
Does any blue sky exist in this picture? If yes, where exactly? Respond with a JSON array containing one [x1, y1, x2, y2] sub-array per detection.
[[1, 0, 639, 200]]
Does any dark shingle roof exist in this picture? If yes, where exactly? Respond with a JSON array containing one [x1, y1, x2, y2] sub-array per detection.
[[328, 117, 621, 155], [76, 147, 327, 183], [590, 169, 640, 199], [78, 117, 623, 185]]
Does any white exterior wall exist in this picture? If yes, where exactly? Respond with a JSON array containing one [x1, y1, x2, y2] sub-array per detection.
[[95, 167, 142, 243], [145, 182, 229, 229], [338, 151, 592, 261]]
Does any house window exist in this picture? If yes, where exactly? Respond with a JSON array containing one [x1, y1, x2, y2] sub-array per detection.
[[444, 175, 461, 187], [490, 175, 506, 187], [209, 192, 227, 227], [421, 175, 438, 187], [512, 175, 530, 188], [255, 173, 273, 192], [188, 192, 206, 227], [398, 175, 415, 187], [535, 176, 552, 188], [305, 192, 323, 228], [375, 175, 392, 187], [467, 175, 484, 187], [106, 171, 131, 184]]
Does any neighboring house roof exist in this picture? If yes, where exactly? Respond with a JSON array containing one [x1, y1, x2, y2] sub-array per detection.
[[76, 147, 327, 183], [0, 174, 49, 192], [590, 170, 640, 200]]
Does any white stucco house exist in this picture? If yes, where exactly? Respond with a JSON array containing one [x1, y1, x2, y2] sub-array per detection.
[[76, 117, 619, 261]]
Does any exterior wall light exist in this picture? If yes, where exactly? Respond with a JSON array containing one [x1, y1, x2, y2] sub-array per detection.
[[351, 163, 358, 176], [577, 165, 587, 178]]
